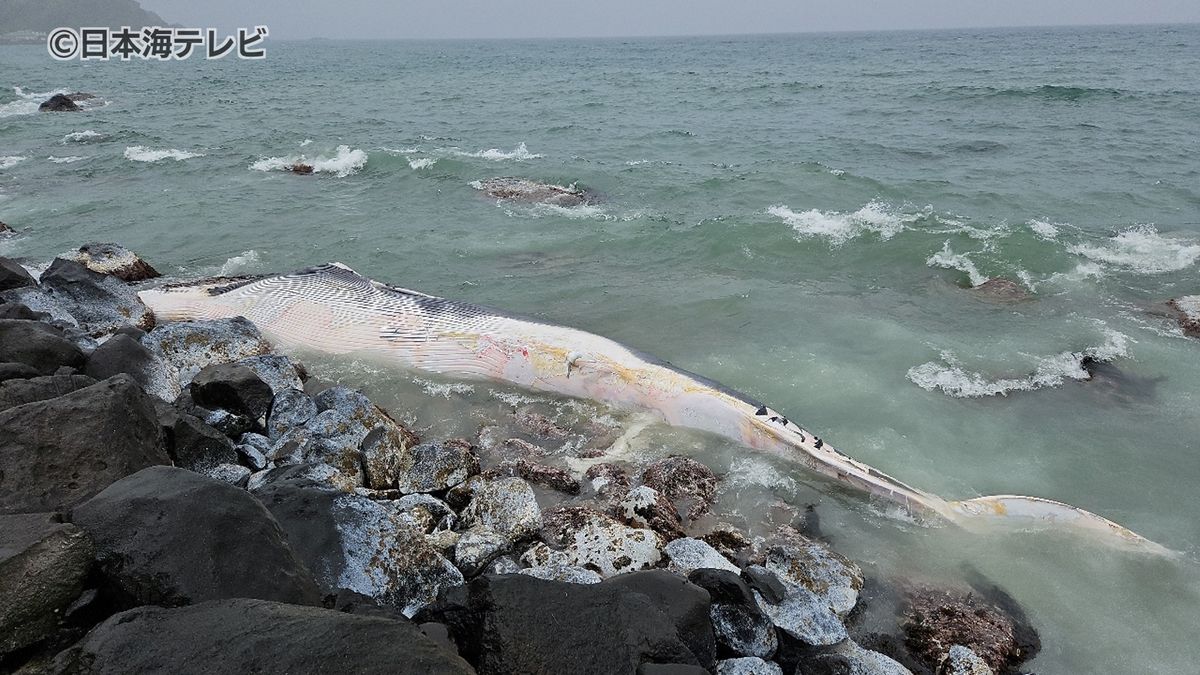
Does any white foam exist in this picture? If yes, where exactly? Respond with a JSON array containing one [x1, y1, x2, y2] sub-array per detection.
[[830, 168, 846, 177], [452, 142, 542, 161], [47, 155, 85, 164], [124, 146, 204, 162], [62, 130, 103, 143], [218, 250, 260, 275], [414, 377, 474, 399], [250, 145, 367, 177], [1068, 225, 1200, 274], [1028, 219, 1061, 240], [728, 457, 797, 492], [0, 86, 69, 118], [907, 329, 1131, 398], [406, 156, 436, 170], [625, 159, 651, 166], [926, 241, 988, 286], [299, 138, 312, 147], [768, 200, 917, 246], [0, 156, 27, 170]]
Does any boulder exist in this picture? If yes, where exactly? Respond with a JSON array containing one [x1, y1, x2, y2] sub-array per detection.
[[38, 257, 153, 335], [0, 319, 87, 374], [519, 561, 603, 584], [190, 362, 274, 421], [454, 528, 510, 576], [83, 332, 173, 400], [421, 573, 704, 674], [0, 287, 78, 327], [289, 163, 314, 175], [472, 177, 598, 207], [0, 301, 48, 320], [460, 477, 542, 543], [1168, 295, 1200, 337], [605, 569, 717, 669], [619, 485, 686, 540], [269, 408, 367, 488], [207, 462, 251, 487], [716, 657, 783, 675], [760, 527, 864, 615], [586, 462, 632, 500], [666, 537, 741, 575], [386, 493, 457, 533], [235, 432, 271, 470], [48, 598, 474, 674], [641, 456, 719, 520], [140, 317, 271, 393], [0, 361, 40, 381], [236, 353, 305, 394], [0, 373, 96, 412], [482, 457, 581, 494], [266, 386, 318, 438], [799, 639, 914, 675], [688, 568, 777, 660], [167, 412, 239, 473], [0, 220, 10, 234], [39, 94, 79, 112], [73, 466, 321, 607], [0, 374, 168, 514], [537, 505, 663, 577], [67, 242, 160, 282], [0, 257, 35, 291], [938, 645, 994, 675], [0, 513, 94, 658], [397, 438, 481, 493], [970, 277, 1030, 302], [252, 474, 463, 616], [361, 422, 413, 489], [901, 583, 1038, 673]]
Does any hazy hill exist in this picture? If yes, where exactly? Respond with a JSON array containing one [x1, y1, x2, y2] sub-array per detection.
[[0, 0, 168, 33]]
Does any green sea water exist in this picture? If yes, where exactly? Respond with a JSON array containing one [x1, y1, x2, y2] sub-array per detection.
[[2, 25, 1200, 673]]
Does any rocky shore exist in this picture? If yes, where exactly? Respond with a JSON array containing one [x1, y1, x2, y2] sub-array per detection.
[[0, 242, 1100, 675]]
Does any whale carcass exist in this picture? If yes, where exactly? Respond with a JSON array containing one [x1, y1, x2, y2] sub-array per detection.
[[139, 263, 1169, 555]]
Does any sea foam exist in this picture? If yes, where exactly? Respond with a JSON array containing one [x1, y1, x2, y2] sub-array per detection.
[[0, 156, 27, 170], [250, 145, 367, 177], [906, 329, 1131, 398], [124, 146, 204, 162], [62, 130, 104, 143], [1067, 225, 1200, 274], [406, 156, 437, 170], [768, 200, 918, 246], [926, 241, 988, 286], [452, 142, 542, 161], [1028, 219, 1062, 240], [47, 156, 85, 164], [0, 87, 67, 118], [218, 250, 261, 275]]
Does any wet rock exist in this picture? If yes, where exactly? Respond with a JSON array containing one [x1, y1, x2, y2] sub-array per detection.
[[0, 220, 10, 234], [540, 505, 664, 577], [586, 462, 632, 500], [397, 438, 481, 493], [605, 569, 717, 669], [761, 527, 864, 616], [83, 333, 174, 400], [208, 462, 251, 487], [0, 513, 94, 658], [703, 527, 754, 564], [716, 657, 783, 675], [190, 362, 274, 421], [1168, 295, 1200, 337], [461, 477, 542, 542], [970, 277, 1030, 302], [267, 386, 318, 438], [236, 353, 305, 394], [0, 361, 39, 381], [483, 456, 581, 494], [0, 373, 96, 412], [519, 561, 603, 584], [513, 406, 572, 437], [688, 568, 777, 660], [641, 455, 719, 520], [168, 412, 239, 473], [619, 485, 686, 540], [0, 374, 167, 514], [473, 176, 598, 207], [74, 466, 321, 607], [901, 583, 1037, 673], [252, 475, 463, 616], [290, 162, 314, 175], [39, 257, 153, 335], [0, 257, 35, 291], [39, 93, 79, 112], [47, 598, 474, 674], [454, 528, 510, 576], [938, 645, 994, 675], [421, 573, 703, 673], [67, 242, 160, 282], [0, 318, 87, 374], [666, 537, 741, 575], [140, 316, 272, 394]]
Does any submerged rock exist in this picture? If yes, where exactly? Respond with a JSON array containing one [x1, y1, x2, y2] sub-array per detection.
[[290, 163, 315, 175], [67, 242, 160, 282], [48, 599, 474, 674], [539, 505, 664, 577], [938, 645, 994, 675], [1168, 295, 1200, 337], [641, 456, 719, 520], [586, 462, 632, 500], [140, 317, 272, 395], [473, 176, 598, 207], [483, 457, 581, 494], [900, 582, 1039, 673], [39, 94, 80, 112], [39, 257, 154, 335], [970, 277, 1030, 302]]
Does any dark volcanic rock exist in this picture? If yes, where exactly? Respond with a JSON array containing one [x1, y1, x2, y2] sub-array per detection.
[[68, 242, 160, 282], [190, 362, 274, 421], [290, 163, 315, 175], [0, 513, 94, 658], [688, 568, 778, 660], [0, 257, 35, 291], [970, 277, 1030, 302], [1168, 296, 1200, 338], [168, 412, 239, 473], [73, 466, 321, 608], [605, 570, 718, 669], [641, 456, 720, 520], [0, 301, 48, 321], [901, 582, 1039, 673], [482, 456, 581, 494], [473, 176, 598, 207], [39, 94, 79, 112], [252, 473, 463, 616], [0, 374, 168, 514], [140, 316, 272, 394], [39, 257, 154, 335], [0, 361, 40, 381], [0, 319, 87, 374], [422, 573, 704, 674], [48, 598, 474, 674], [83, 333, 173, 400], [0, 373, 96, 412]]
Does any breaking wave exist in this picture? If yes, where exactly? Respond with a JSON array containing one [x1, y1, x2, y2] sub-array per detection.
[[768, 200, 921, 246], [451, 142, 542, 161], [47, 156, 85, 164], [217, 250, 261, 275], [62, 130, 103, 143], [1028, 219, 1062, 240], [0, 156, 27, 170], [1067, 225, 1200, 274], [0, 87, 67, 118], [407, 156, 437, 170], [124, 146, 204, 162], [906, 329, 1131, 398], [250, 145, 367, 177], [926, 241, 988, 286]]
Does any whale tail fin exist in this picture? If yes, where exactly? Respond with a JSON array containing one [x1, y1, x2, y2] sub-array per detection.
[[946, 495, 1174, 557]]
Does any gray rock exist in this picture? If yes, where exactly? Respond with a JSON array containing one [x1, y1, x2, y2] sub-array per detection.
[[0, 513, 94, 657], [754, 585, 846, 647], [762, 528, 863, 615], [84, 333, 174, 400], [665, 537, 740, 575], [397, 439, 481, 494], [939, 645, 994, 675], [0, 318, 87, 375], [168, 412, 239, 474], [0, 373, 96, 412], [454, 528, 510, 576], [361, 421, 414, 490], [267, 387, 318, 438], [0, 256, 35, 291], [208, 462, 251, 487], [269, 409, 367, 489], [716, 657, 783, 675], [688, 568, 777, 660], [539, 506, 664, 578], [39, 257, 153, 335], [190, 362, 274, 421], [73, 466, 321, 607], [140, 317, 271, 394], [386, 493, 457, 533], [67, 242, 160, 282], [0, 287, 78, 327], [810, 639, 913, 675], [617, 484, 685, 540], [236, 353, 305, 395], [488, 555, 522, 575], [48, 598, 474, 674], [460, 477, 542, 543]]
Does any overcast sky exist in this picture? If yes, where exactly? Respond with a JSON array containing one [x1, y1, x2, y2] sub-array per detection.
[[139, 0, 1200, 40]]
